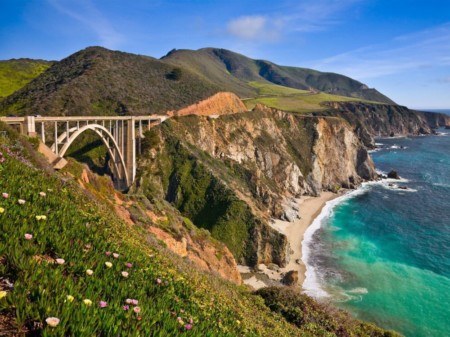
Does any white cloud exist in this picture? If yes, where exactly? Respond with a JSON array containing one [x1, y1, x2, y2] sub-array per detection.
[[47, 0, 124, 48], [226, 0, 363, 41], [227, 15, 268, 39]]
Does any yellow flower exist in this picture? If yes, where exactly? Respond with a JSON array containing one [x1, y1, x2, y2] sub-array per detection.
[[105, 262, 112, 268], [35, 215, 47, 221], [83, 299, 92, 306], [0, 207, 4, 214], [0, 291, 7, 299], [66, 295, 74, 302]]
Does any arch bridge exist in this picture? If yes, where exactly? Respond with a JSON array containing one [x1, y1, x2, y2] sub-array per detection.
[[0, 115, 168, 189]]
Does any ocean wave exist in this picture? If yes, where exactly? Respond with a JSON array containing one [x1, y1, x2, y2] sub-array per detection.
[[348, 287, 369, 294], [433, 182, 450, 188], [302, 185, 373, 298], [302, 177, 419, 298], [379, 182, 417, 192]]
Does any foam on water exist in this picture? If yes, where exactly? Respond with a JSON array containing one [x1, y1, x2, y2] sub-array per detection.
[[303, 132, 450, 337]]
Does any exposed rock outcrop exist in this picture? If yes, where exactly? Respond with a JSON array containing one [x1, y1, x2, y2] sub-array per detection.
[[281, 270, 299, 286], [167, 92, 247, 117], [148, 226, 241, 284], [136, 105, 375, 267]]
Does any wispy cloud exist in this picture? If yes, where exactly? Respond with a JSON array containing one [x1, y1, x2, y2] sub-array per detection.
[[308, 23, 450, 80], [47, 0, 124, 48], [227, 15, 284, 41], [226, 0, 362, 41]]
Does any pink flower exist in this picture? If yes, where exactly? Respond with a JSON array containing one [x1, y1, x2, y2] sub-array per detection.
[[131, 299, 138, 305], [113, 253, 119, 259], [123, 305, 129, 311], [121, 271, 129, 278], [156, 278, 162, 284], [126, 263, 132, 268], [24, 233, 33, 240], [45, 317, 60, 327], [105, 251, 111, 256], [185, 324, 192, 330], [133, 306, 141, 313], [2, 192, 8, 199], [99, 301, 107, 308]]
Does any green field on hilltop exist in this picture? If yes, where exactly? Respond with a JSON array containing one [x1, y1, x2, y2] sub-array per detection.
[[244, 82, 375, 113], [248, 81, 310, 96], [0, 59, 52, 99]]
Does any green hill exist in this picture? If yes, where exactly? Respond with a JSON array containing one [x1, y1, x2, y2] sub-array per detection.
[[0, 46, 395, 117], [0, 47, 221, 116], [162, 47, 395, 104], [0, 59, 52, 99]]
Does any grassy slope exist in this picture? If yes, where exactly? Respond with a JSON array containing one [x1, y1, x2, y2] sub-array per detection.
[[243, 82, 374, 113], [0, 124, 401, 337], [0, 59, 52, 99], [162, 48, 395, 104], [0, 47, 221, 117]]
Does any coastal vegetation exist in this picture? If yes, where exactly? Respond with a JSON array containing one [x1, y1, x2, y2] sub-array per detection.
[[0, 122, 401, 336]]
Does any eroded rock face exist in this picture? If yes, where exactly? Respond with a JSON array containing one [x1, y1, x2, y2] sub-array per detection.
[[281, 270, 299, 286], [148, 227, 241, 284], [167, 92, 247, 117], [325, 102, 450, 146], [138, 105, 376, 268]]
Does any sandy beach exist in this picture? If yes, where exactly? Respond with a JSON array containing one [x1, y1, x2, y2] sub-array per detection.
[[240, 191, 338, 289]]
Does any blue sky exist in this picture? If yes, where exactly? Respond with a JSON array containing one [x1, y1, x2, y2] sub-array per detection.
[[1, 0, 449, 108]]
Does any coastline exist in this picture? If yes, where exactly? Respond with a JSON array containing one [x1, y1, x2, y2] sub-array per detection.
[[240, 191, 339, 289]]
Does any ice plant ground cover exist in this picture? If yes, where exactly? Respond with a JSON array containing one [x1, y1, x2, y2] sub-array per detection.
[[0, 123, 400, 336], [0, 124, 301, 336]]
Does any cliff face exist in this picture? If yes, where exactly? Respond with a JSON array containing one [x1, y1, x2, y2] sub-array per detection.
[[325, 102, 450, 146], [135, 106, 375, 266]]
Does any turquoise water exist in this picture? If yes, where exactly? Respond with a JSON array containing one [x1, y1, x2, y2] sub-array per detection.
[[303, 129, 450, 337]]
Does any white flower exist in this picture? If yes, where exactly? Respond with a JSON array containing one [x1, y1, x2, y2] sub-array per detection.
[[18, 199, 26, 205], [39, 192, 46, 197], [113, 253, 119, 259], [86, 269, 94, 275], [121, 271, 129, 278], [45, 317, 60, 327], [105, 262, 112, 268], [55, 258, 65, 265]]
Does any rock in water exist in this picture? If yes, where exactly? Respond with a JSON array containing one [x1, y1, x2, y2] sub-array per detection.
[[387, 170, 400, 179], [282, 270, 299, 286]]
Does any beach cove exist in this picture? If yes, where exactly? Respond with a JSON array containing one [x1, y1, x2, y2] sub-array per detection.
[[239, 191, 339, 289]]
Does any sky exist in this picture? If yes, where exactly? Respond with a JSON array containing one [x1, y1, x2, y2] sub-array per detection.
[[1, 0, 449, 109]]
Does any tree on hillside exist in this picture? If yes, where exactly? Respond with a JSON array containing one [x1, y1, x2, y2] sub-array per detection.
[[166, 67, 183, 81]]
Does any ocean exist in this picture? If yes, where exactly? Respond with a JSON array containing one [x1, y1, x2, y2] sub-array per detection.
[[302, 123, 450, 336]]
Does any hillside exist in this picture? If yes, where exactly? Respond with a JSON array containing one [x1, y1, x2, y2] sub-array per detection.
[[0, 122, 401, 336], [0, 47, 221, 116], [0, 59, 52, 99], [0, 46, 396, 118], [162, 47, 395, 104]]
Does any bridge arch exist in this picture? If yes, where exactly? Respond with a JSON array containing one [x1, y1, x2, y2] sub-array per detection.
[[57, 124, 130, 186]]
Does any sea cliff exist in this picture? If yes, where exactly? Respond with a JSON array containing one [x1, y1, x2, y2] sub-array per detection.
[[134, 105, 376, 268]]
